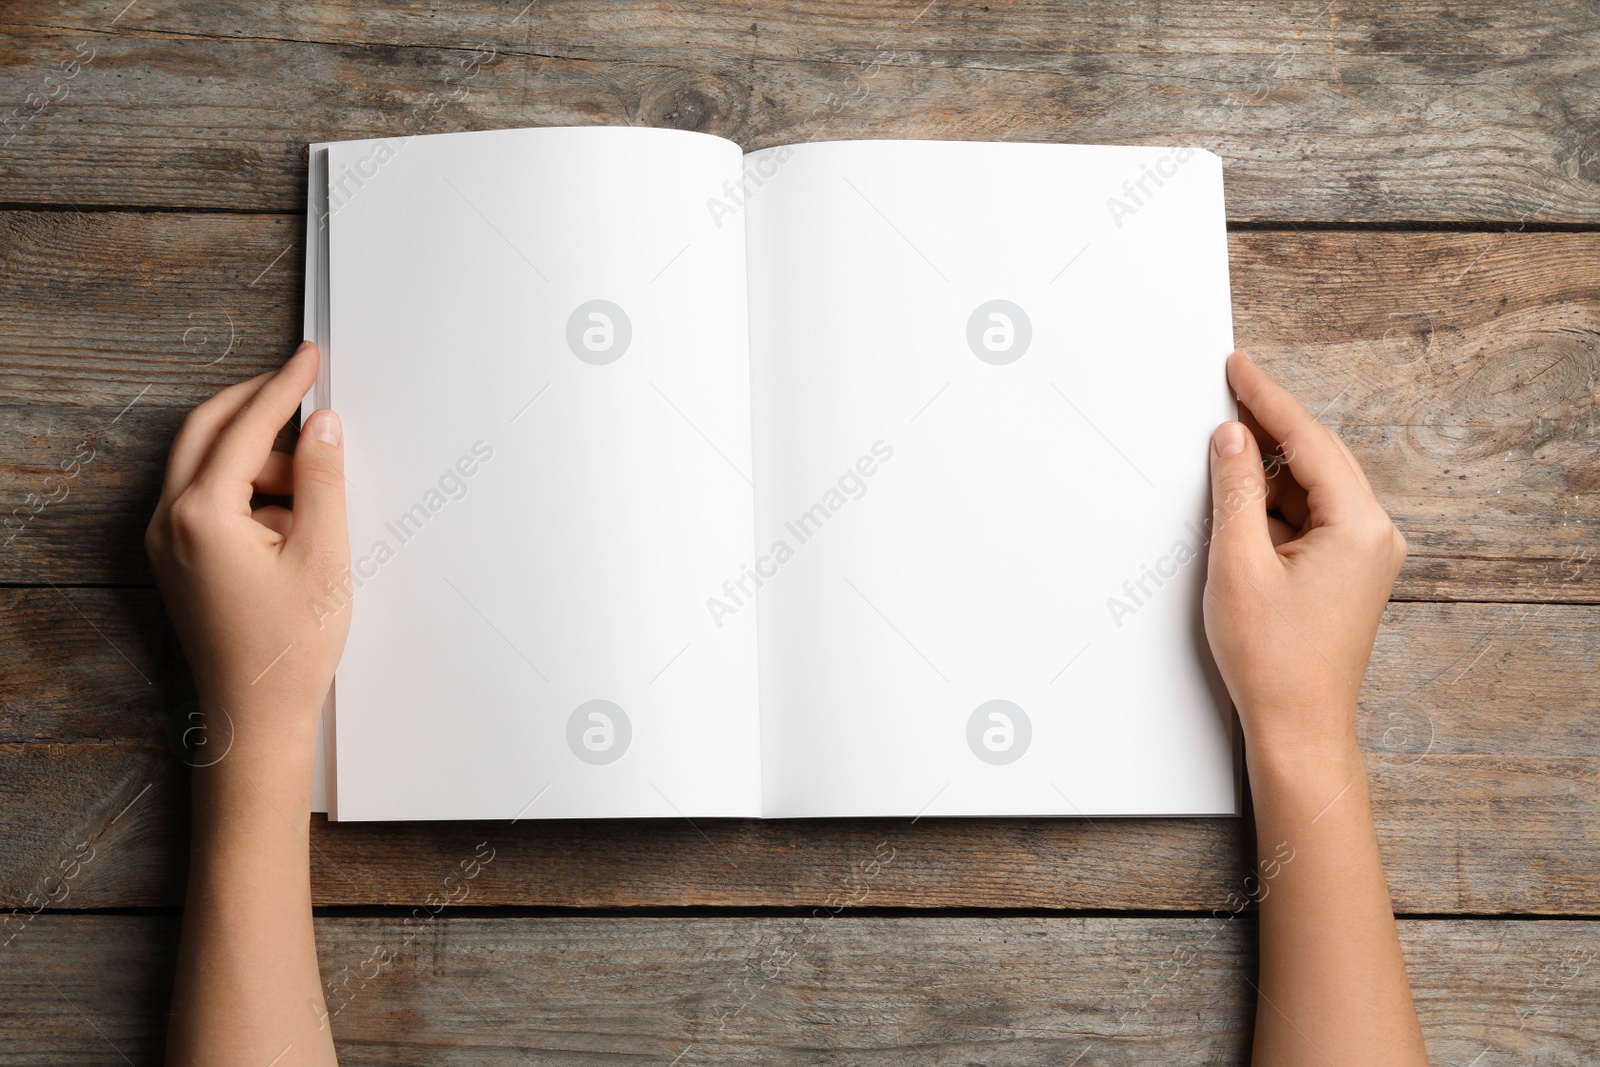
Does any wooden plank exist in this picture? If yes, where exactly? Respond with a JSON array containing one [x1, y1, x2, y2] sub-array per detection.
[[0, 404, 177, 585], [0, 744, 186, 916], [2, 213, 1596, 595], [2, 746, 1592, 914], [3, 915, 1596, 1063], [1, 601, 1596, 913], [0, 587, 175, 745], [7, 591, 1597, 758], [0, 211, 298, 403], [1, 3, 1598, 220]]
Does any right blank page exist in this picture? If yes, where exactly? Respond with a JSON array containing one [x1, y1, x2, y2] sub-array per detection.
[[745, 140, 1238, 818]]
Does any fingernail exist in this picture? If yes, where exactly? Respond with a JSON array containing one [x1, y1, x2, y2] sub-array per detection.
[[310, 409, 341, 446], [294, 339, 316, 356], [1214, 421, 1246, 458]]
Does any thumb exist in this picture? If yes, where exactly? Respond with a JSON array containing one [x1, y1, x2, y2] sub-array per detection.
[[1207, 420, 1274, 572], [288, 408, 348, 561]]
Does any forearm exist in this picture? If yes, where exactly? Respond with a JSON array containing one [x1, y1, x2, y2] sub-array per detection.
[[166, 719, 337, 1067], [1247, 721, 1427, 1066]]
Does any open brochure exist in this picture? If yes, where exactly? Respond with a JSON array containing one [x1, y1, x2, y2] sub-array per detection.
[[301, 126, 1239, 821]]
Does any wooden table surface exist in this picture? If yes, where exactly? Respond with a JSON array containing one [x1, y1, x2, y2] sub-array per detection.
[[2, 2, 1597, 1062]]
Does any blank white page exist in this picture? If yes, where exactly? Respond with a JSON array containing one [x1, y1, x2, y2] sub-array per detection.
[[326, 127, 760, 820], [744, 140, 1238, 818]]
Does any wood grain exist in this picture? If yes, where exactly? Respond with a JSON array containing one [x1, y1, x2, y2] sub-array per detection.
[[3, 746, 1593, 914], [0, 744, 185, 916], [3, 915, 1596, 1064], [0, 587, 175, 745], [2, 213, 1596, 596], [2, 4, 1599, 219], [10, 595, 1593, 753], [2, 0, 1594, 1052], [1, 599, 1595, 913]]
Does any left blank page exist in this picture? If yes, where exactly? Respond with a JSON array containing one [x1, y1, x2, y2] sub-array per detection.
[[323, 126, 760, 820]]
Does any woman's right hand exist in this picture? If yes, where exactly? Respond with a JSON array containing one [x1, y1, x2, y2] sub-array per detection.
[[1202, 350, 1407, 765]]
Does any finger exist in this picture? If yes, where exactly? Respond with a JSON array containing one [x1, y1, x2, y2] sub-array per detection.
[[192, 341, 320, 496], [1226, 351, 1369, 523], [252, 450, 295, 497], [1235, 400, 1279, 460], [252, 504, 294, 540], [1235, 401, 1303, 520], [1255, 372, 1377, 499], [285, 409, 347, 563], [1208, 420, 1278, 575], [161, 371, 276, 501]]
